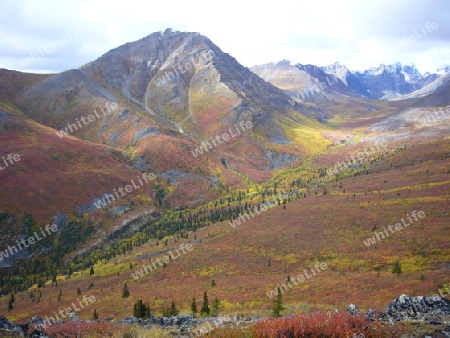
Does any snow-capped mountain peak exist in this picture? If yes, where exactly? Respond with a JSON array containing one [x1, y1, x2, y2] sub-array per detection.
[[321, 62, 350, 85]]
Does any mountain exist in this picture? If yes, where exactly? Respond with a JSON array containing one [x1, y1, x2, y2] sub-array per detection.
[[10, 30, 338, 222], [250, 61, 366, 123], [348, 63, 439, 99], [1, 30, 342, 265], [390, 72, 450, 102], [252, 61, 355, 101], [16, 30, 333, 181], [320, 62, 380, 98], [251, 61, 404, 129], [255, 61, 441, 103]]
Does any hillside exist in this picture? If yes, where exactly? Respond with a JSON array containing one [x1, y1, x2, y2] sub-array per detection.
[[4, 134, 449, 322]]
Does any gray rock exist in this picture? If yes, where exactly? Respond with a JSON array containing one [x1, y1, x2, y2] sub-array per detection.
[[68, 313, 80, 322], [364, 308, 379, 321], [0, 315, 15, 330], [122, 316, 143, 325], [347, 303, 360, 315], [134, 127, 159, 141], [263, 150, 298, 170], [0, 315, 26, 337], [132, 155, 149, 172], [109, 132, 123, 146], [381, 294, 450, 322], [159, 170, 196, 185]]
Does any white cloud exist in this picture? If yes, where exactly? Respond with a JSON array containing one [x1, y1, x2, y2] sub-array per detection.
[[0, 0, 448, 74]]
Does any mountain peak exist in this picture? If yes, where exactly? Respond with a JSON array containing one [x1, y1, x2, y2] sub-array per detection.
[[321, 62, 350, 84], [277, 59, 291, 66]]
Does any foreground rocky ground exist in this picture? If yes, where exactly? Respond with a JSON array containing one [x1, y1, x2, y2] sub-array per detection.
[[1, 295, 449, 337]]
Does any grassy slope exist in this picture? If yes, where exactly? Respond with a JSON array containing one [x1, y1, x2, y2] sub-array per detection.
[[0, 105, 160, 245], [6, 137, 449, 322]]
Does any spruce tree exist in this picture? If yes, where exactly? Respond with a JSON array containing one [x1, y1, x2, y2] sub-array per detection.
[[271, 286, 285, 317], [170, 300, 179, 316], [212, 297, 220, 317], [392, 261, 402, 274], [200, 291, 210, 316], [191, 297, 197, 317], [122, 283, 130, 298]]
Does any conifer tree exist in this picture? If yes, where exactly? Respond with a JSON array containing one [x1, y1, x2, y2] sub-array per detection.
[[133, 299, 151, 318], [122, 283, 130, 298], [271, 286, 285, 317], [200, 291, 210, 316], [212, 297, 220, 317], [170, 300, 179, 316], [191, 297, 197, 317]]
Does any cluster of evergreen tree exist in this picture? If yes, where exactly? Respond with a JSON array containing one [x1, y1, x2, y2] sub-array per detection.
[[0, 214, 95, 295], [133, 299, 151, 319], [0, 162, 326, 298], [132, 292, 220, 319]]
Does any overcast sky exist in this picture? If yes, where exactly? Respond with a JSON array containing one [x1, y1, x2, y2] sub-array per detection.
[[1, 0, 449, 74]]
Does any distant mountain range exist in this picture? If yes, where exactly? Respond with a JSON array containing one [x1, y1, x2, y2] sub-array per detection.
[[252, 61, 447, 101]]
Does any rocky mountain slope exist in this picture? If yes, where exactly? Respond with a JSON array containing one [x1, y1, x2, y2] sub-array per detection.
[[0, 30, 335, 267]]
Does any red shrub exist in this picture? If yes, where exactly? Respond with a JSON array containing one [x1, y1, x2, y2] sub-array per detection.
[[36, 321, 126, 337], [254, 312, 402, 337]]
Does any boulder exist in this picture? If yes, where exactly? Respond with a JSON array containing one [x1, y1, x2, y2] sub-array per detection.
[[347, 303, 359, 315], [381, 294, 450, 322]]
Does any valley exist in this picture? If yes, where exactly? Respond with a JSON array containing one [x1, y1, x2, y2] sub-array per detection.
[[0, 28, 449, 337]]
